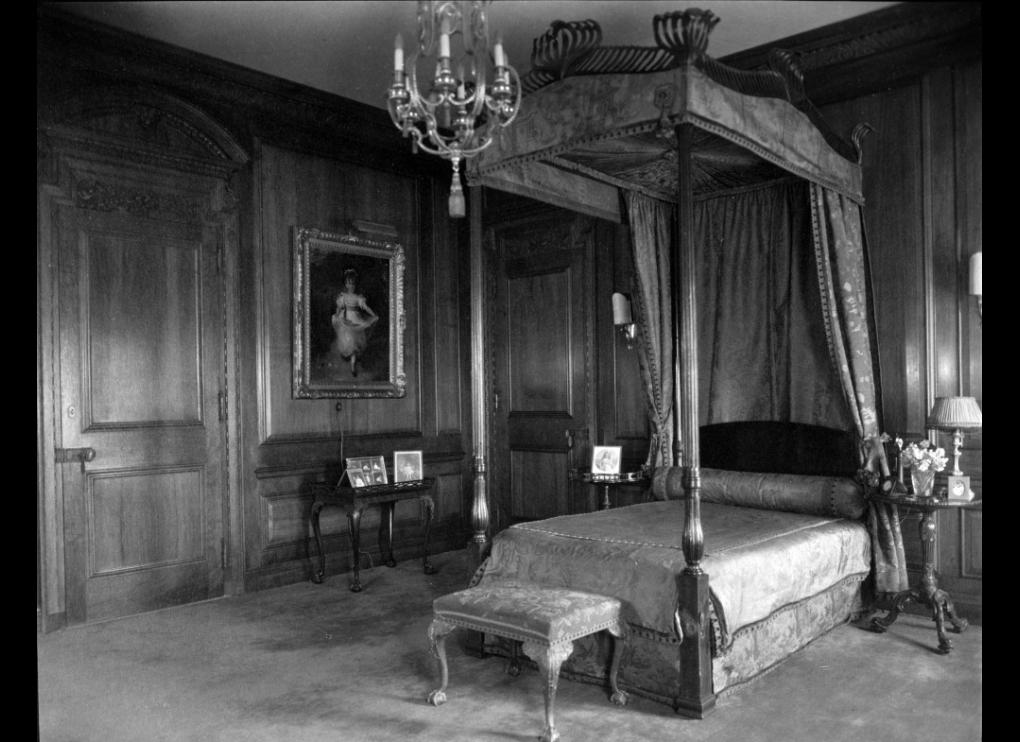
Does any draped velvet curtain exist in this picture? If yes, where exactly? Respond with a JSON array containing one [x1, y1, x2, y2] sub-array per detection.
[[693, 181, 851, 430], [624, 191, 675, 467], [811, 184, 909, 595]]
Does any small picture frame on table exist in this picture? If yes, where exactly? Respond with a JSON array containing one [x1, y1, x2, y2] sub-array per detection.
[[394, 450, 423, 482], [946, 475, 973, 502], [591, 445, 622, 475], [345, 456, 388, 487]]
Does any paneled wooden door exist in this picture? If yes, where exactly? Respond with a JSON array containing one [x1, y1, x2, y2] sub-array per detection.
[[51, 157, 229, 625], [489, 211, 596, 528]]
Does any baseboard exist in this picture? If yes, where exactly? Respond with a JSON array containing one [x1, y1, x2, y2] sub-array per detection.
[[244, 532, 468, 592], [38, 609, 67, 634]]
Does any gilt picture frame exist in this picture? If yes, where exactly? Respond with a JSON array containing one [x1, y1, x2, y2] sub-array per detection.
[[293, 227, 406, 398]]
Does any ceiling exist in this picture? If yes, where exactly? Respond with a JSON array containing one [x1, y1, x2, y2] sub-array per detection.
[[50, 1, 899, 111]]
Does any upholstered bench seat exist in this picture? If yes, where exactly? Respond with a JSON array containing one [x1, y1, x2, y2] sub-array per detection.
[[427, 584, 629, 742]]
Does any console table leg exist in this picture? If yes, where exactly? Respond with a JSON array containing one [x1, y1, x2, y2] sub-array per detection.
[[932, 598, 953, 655], [870, 589, 915, 633], [422, 495, 436, 575], [381, 502, 397, 568], [310, 500, 326, 584], [347, 509, 363, 592], [943, 593, 969, 634]]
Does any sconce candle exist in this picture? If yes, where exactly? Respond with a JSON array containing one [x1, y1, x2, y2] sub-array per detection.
[[969, 251, 982, 296], [612, 292, 633, 325]]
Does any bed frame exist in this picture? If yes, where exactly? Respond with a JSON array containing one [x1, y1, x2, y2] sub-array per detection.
[[464, 9, 875, 719]]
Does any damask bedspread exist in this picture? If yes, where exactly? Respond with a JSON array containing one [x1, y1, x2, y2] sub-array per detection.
[[475, 499, 870, 651]]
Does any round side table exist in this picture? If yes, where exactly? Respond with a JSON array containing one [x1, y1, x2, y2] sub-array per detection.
[[868, 491, 981, 654], [569, 468, 649, 511]]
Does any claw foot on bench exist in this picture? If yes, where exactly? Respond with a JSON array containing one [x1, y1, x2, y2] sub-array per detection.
[[426, 689, 447, 706]]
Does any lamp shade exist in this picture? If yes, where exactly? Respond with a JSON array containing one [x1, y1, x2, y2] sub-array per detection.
[[926, 396, 982, 430]]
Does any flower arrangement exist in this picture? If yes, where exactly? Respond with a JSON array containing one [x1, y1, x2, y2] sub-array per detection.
[[900, 439, 948, 473]]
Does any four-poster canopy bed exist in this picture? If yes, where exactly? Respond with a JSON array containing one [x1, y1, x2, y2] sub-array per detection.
[[460, 8, 909, 717]]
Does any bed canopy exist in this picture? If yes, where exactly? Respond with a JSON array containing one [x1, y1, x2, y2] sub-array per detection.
[[465, 8, 907, 715]]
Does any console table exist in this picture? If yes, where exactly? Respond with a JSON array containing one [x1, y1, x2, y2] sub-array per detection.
[[867, 491, 981, 654], [569, 468, 650, 511], [310, 477, 437, 592]]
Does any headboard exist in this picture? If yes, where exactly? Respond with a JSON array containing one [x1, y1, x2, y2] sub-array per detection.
[[699, 421, 858, 478]]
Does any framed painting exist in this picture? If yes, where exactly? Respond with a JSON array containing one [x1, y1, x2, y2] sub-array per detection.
[[293, 227, 406, 398]]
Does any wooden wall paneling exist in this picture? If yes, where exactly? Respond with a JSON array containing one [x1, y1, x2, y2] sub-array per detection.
[[38, 175, 71, 630], [927, 67, 962, 405], [820, 86, 926, 437], [957, 60, 982, 404], [39, 10, 473, 608]]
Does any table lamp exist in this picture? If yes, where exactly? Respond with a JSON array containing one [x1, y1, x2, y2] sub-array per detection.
[[926, 396, 982, 500]]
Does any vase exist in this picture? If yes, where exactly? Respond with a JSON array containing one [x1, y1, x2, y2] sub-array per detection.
[[910, 467, 935, 498]]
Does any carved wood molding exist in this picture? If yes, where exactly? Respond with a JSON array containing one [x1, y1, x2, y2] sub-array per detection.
[[37, 6, 427, 170], [721, 2, 981, 104], [74, 177, 201, 223]]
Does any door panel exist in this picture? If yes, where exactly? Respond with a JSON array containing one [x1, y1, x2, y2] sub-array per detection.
[[491, 212, 594, 528], [84, 231, 202, 425], [507, 269, 572, 414], [54, 160, 227, 625]]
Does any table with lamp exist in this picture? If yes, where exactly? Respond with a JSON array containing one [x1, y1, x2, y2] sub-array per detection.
[[869, 396, 982, 654]]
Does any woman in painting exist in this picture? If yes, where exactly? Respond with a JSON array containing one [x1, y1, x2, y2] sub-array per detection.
[[332, 268, 379, 376]]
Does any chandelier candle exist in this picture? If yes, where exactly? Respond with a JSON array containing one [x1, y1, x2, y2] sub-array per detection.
[[387, 0, 521, 217]]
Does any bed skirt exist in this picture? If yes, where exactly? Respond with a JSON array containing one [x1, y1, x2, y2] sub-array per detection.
[[482, 573, 865, 708]]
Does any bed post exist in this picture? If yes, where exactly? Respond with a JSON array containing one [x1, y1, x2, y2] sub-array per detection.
[[467, 184, 491, 569], [672, 119, 716, 718]]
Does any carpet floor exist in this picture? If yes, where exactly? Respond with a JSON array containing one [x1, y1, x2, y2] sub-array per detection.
[[37, 549, 981, 742]]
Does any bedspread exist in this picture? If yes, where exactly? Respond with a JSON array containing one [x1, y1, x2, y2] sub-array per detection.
[[476, 500, 870, 650]]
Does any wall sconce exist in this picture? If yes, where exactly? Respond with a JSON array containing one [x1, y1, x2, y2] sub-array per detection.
[[612, 292, 637, 348], [969, 250, 981, 320]]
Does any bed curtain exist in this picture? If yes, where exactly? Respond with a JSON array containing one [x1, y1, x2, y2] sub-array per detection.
[[627, 181, 907, 595], [625, 191, 675, 468]]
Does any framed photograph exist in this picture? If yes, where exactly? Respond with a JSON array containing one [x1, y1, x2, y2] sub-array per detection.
[[946, 474, 973, 502], [345, 456, 389, 487], [591, 445, 622, 475], [393, 450, 423, 483], [293, 227, 406, 399]]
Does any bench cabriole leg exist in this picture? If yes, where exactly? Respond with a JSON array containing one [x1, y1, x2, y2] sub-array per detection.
[[427, 619, 455, 706], [607, 622, 630, 706], [523, 640, 574, 742]]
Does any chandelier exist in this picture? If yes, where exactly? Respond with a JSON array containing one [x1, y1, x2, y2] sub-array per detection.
[[387, 0, 521, 217]]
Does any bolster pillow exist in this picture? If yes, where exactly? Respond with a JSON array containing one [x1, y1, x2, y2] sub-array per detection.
[[650, 467, 866, 519]]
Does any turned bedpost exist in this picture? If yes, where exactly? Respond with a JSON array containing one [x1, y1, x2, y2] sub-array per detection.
[[468, 185, 491, 567], [671, 120, 715, 717], [671, 121, 704, 570], [665, 11, 717, 709]]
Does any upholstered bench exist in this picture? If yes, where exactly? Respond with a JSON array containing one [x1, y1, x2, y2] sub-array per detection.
[[426, 584, 629, 742]]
